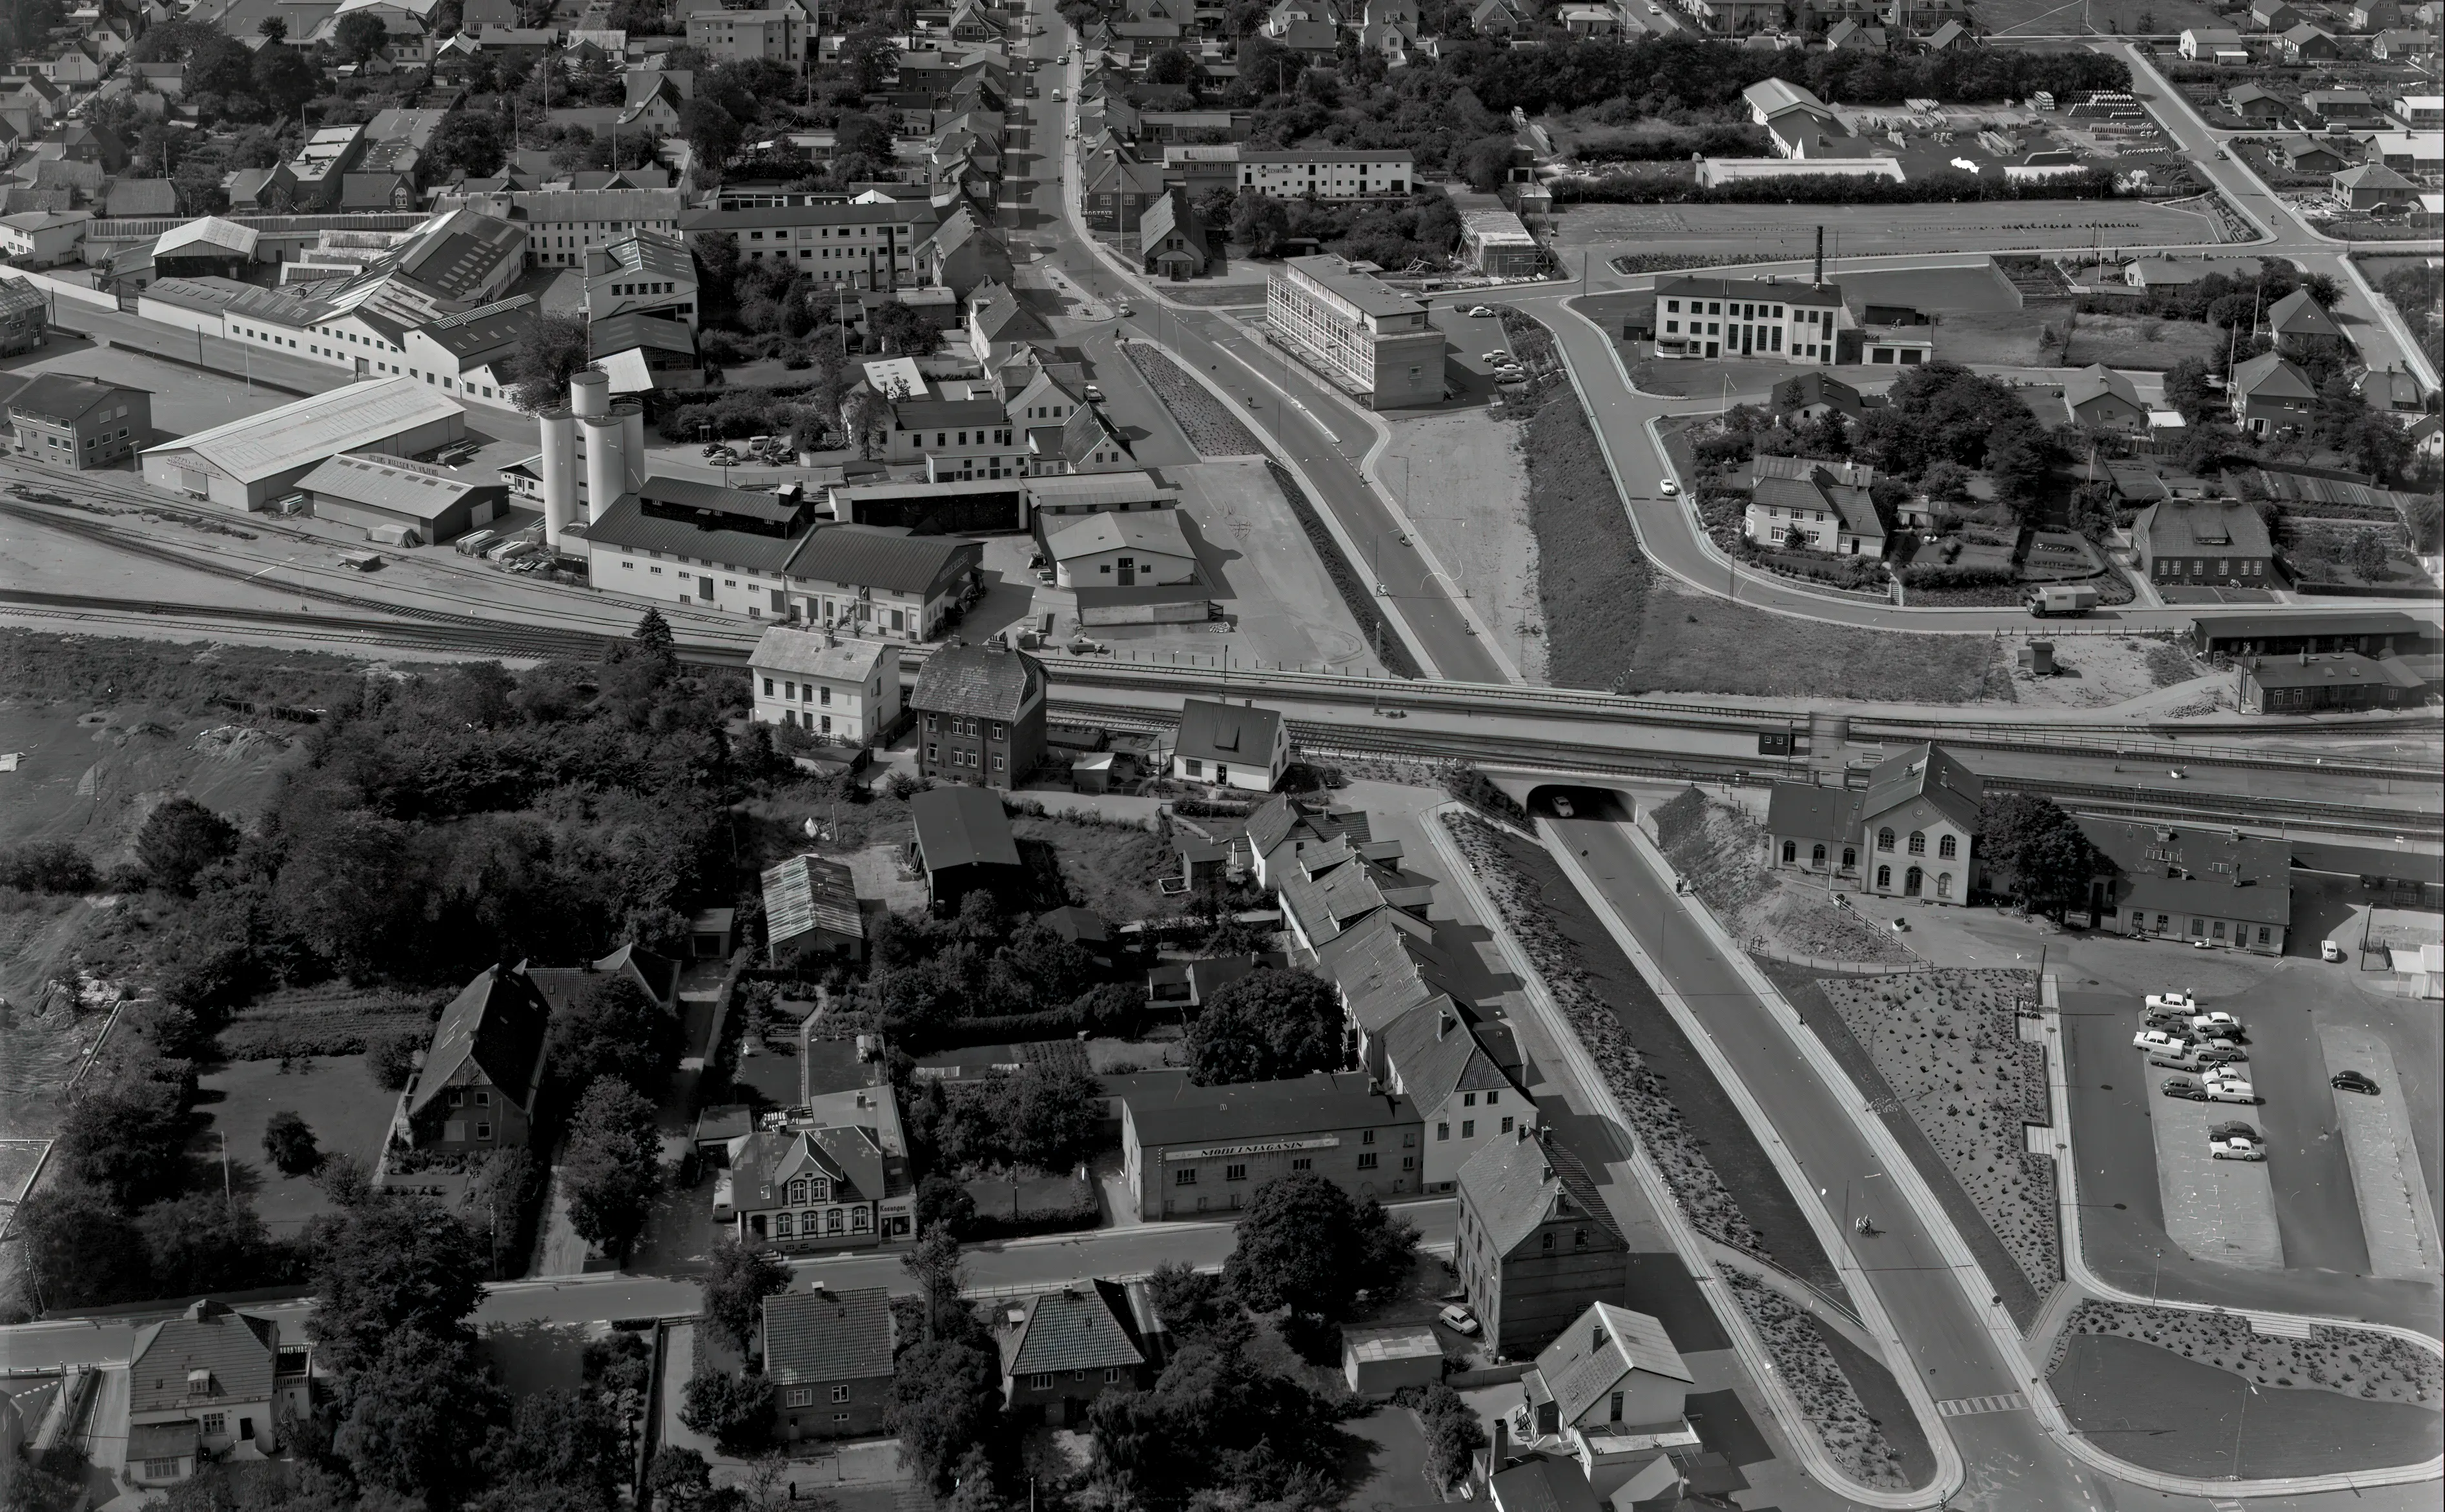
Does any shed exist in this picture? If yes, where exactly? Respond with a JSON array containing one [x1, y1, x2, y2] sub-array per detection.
[[295, 451, 507, 544], [908, 784, 1026, 912], [763, 853, 866, 963], [1342, 1325, 1442, 1396], [688, 907, 737, 959]]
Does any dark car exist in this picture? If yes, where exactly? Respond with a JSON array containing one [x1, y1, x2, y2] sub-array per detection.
[[2209, 1121, 2260, 1141], [2331, 1070, 2379, 1094], [2161, 1076, 2209, 1101], [2195, 1045, 2248, 1068]]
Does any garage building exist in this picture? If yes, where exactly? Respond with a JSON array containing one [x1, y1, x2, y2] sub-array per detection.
[[296, 451, 507, 544], [141, 376, 467, 511]]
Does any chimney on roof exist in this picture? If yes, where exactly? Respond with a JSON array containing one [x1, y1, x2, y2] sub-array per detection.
[[1437, 1011, 1453, 1040], [1814, 225, 1825, 288], [1515, 1123, 1531, 1144]]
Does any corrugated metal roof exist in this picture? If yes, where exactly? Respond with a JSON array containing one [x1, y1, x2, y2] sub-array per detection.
[[763, 853, 864, 948], [297, 451, 489, 522], [143, 377, 464, 486]]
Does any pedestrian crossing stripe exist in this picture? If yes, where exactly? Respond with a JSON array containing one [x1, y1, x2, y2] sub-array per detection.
[[1935, 1393, 2029, 1418]]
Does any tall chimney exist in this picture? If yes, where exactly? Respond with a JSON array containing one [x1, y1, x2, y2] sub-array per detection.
[[1814, 225, 1825, 288]]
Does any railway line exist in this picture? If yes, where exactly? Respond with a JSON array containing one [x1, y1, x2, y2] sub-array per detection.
[[0, 589, 620, 662]]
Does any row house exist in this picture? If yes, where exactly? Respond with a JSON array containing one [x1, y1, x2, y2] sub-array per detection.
[[678, 196, 941, 287], [444, 186, 690, 268]]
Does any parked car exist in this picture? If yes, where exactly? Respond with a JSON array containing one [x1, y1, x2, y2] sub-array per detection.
[[2145, 990, 2198, 1013], [2204, 1074, 2258, 1105], [1438, 1303, 1480, 1334], [2189, 1010, 2244, 1036], [2209, 1129, 2266, 1161], [2161, 1076, 2208, 1101], [2320, 939, 2346, 962], [1083, 383, 1105, 402], [2147, 1048, 2199, 1070], [2331, 1070, 2379, 1094], [2133, 1029, 2189, 1054], [1467, 305, 1496, 317], [2194, 1045, 2247, 1069]]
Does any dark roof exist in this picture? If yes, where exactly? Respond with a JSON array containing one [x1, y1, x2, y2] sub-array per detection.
[[910, 784, 1022, 870], [581, 495, 802, 575], [2231, 352, 2317, 402], [7, 373, 136, 425], [1038, 905, 1110, 945], [1766, 781, 1865, 844], [765, 1285, 895, 1384], [2266, 287, 2344, 338], [408, 965, 551, 1118], [129, 1301, 278, 1415], [1460, 1127, 1622, 1256], [2078, 816, 2293, 927], [1380, 1002, 1520, 1111], [1861, 742, 1981, 833], [525, 943, 681, 1017], [642, 474, 806, 527], [2138, 500, 2275, 558], [784, 525, 981, 598], [1121, 1070, 1411, 1149], [1491, 1452, 1606, 1512], [2193, 610, 2425, 645], [2244, 649, 2425, 693], [419, 298, 532, 360], [1005, 1282, 1147, 1376], [1175, 698, 1282, 768], [910, 640, 1043, 719], [591, 311, 698, 358]]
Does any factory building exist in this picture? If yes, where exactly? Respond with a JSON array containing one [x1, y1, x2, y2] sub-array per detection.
[[536, 367, 648, 549], [139, 376, 467, 512]]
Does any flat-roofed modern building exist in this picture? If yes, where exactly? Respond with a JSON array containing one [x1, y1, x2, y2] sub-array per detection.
[[1265, 255, 1446, 409], [1653, 275, 1849, 363], [1118, 1069, 1421, 1220]]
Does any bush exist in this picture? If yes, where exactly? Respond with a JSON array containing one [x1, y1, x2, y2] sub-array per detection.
[[370, 1031, 422, 1090], [262, 1110, 322, 1176], [1442, 762, 1528, 824], [1901, 564, 2016, 589], [0, 841, 97, 894], [677, 1368, 771, 1453]]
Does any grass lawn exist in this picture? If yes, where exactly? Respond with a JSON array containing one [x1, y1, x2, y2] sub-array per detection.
[[1934, 309, 2222, 371], [1972, 0, 2223, 34], [2051, 1333, 2442, 1477], [194, 1053, 396, 1238], [1622, 581, 2000, 702], [1011, 812, 1171, 922], [1337, 1404, 1442, 1510], [1524, 393, 1654, 694]]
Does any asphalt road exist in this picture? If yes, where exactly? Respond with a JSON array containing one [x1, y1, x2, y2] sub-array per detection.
[[1024, 26, 1513, 685]]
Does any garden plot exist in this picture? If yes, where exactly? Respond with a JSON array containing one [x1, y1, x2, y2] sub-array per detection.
[[1820, 970, 2060, 1293], [1650, 788, 1916, 966], [1721, 1271, 1912, 1491], [2049, 1300, 2440, 1407], [1120, 342, 1264, 457]]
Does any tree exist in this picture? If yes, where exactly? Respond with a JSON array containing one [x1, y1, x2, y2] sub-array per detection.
[[479, 1388, 625, 1510], [429, 110, 506, 178], [886, 1338, 1002, 1493], [137, 796, 238, 894], [1144, 1260, 1235, 1345], [914, 1172, 976, 1237], [701, 1239, 789, 1352], [334, 1329, 502, 1502], [1143, 46, 1198, 84], [57, 1078, 193, 1209], [505, 311, 593, 412], [1000, 1058, 1104, 1170], [2163, 357, 2217, 425], [257, 15, 286, 37], [1224, 1171, 1418, 1318], [679, 97, 743, 170], [678, 1367, 773, 1453], [547, 974, 680, 1100], [0, 839, 97, 892], [250, 41, 320, 114], [646, 1447, 720, 1511], [1185, 968, 1343, 1085], [333, 10, 389, 63], [138, 1191, 272, 1297], [1228, 189, 1289, 256], [12, 1185, 150, 1309], [901, 1229, 967, 1339], [561, 1079, 661, 1259], [1417, 1382, 1488, 1487], [1978, 793, 2100, 916], [868, 298, 939, 356], [262, 1110, 322, 1176], [306, 1196, 488, 1372]]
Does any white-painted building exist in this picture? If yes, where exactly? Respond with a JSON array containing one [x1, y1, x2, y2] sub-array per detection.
[[748, 626, 901, 744]]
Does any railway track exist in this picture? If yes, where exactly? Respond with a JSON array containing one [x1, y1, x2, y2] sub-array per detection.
[[1048, 702, 2440, 839], [0, 589, 619, 662]]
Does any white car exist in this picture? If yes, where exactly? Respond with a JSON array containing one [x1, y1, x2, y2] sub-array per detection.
[[2145, 990, 2198, 1014], [2133, 1029, 2188, 1055], [2320, 939, 2346, 963], [2204, 1070, 2256, 1103], [1058, 51, 1070, 61], [1438, 1303, 1480, 1334], [1551, 795, 1575, 818], [1468, 305, 1496, 318], [2189, 1010, 2244, 1037], [1659, 479, 1679, 496], [2209, 1132, 2266, 1162], [1083, 383, 1105, 402], [1482, 350, 1507, 364]]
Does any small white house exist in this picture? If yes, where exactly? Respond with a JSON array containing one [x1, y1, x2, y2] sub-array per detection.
[[1047, 507, 1200, 588], [0, 209, 90, 267], [748, 626, 901, 744], [1172, 697, 1289, 792]]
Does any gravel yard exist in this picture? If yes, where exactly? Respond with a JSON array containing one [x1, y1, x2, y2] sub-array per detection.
[[1380, 407, 1542, 683], [1821, 970, 2061, 1294], [2049, 1301, 2441, 1407], [1650, 788, 1916, 966], [1120, 341, 1264, 456], [1722, 1270, 1912, 1490]]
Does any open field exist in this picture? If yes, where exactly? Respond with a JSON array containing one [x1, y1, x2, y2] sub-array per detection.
[[1935, 309, 2225, 371], [1524, 393, 1652, 693], [0, 336, 296, 442], [1556, 200, 2224, 256], [0, 699, 311, 858], [1622, 580, 1999, 702], [1384, 406, 1542, 682], [1975, 0, 2223, 33], [2049, 1332, 2441, 1477]]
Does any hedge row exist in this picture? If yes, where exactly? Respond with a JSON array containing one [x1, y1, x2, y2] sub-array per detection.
[[1901, 564, 2018, 589]]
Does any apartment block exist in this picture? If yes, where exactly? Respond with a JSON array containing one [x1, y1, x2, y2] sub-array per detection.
[[1263, 255, 1446, 409]]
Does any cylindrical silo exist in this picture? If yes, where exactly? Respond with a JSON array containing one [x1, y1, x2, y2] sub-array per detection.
[[615, 402, 646, 489], [582, 414, 625, 524], [571, 367, 610, 418], [539, 407, 578, 549]]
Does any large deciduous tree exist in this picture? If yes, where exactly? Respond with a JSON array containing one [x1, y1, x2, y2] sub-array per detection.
[[560, 1079, 662, 1259], [1185, 967, 1344, 1085], [701, 1239, 789, 1352], [1978, 793, 2100, 916], [136, 796, 238, 895], [1223, 1170, 1418, 1318], [306, 1197, 488, 1372]]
